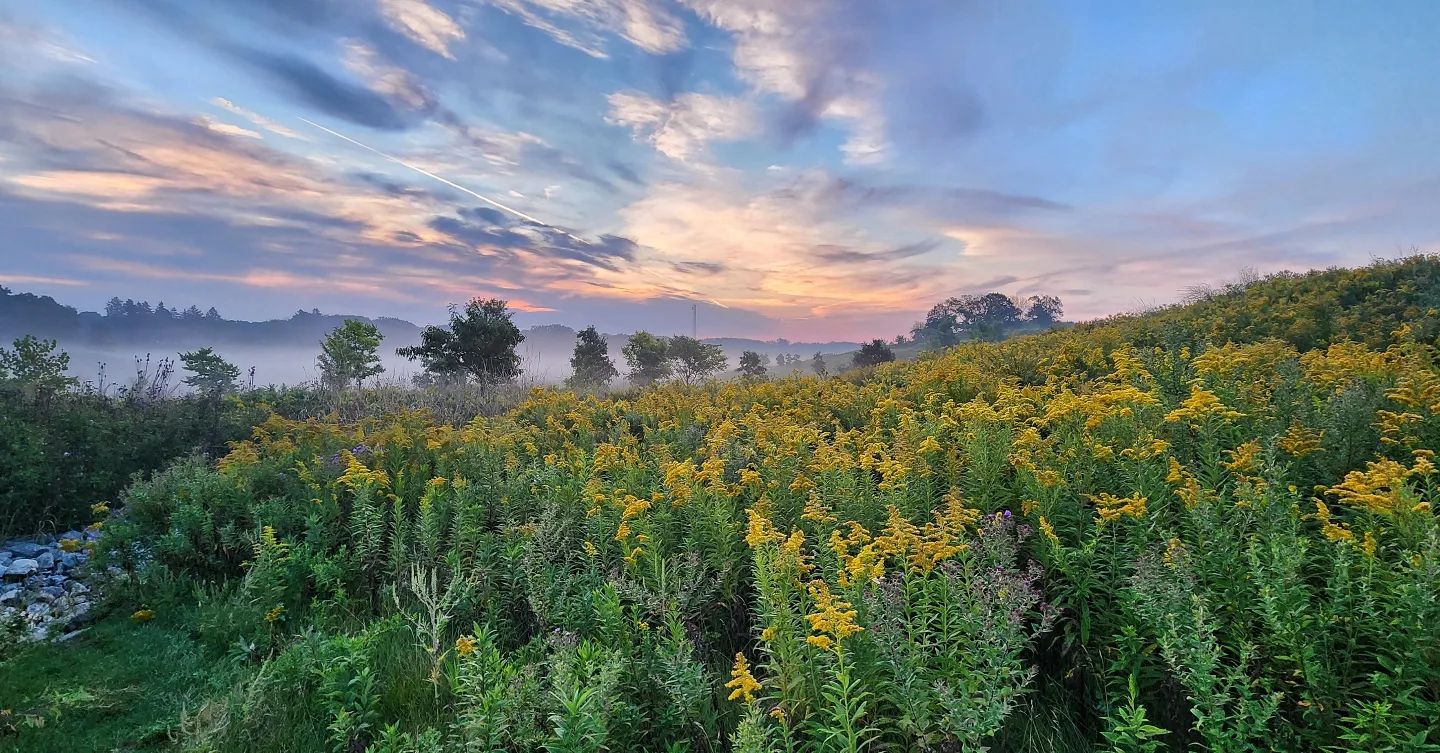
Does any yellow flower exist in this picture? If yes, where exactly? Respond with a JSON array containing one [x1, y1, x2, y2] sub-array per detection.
[[455, 635, 476, 657], [805, 580, 863, 650], [264, 605, 285, 623], [725, 653, 762, 703], [131, 608, 156, 623], [1277, 424, 1324, 457], [1324, 458, 1413, 516], [801, 493, 837, 524], [1038, 516, 1059, 546], [1090, 492, 1148, 525], [1313, 500, 1354, 543], [58, 538, 81, 553], [1165, 384, 1245, 425], [1222, 441, 1261, 474]]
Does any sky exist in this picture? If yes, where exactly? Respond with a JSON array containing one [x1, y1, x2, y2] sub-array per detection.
[[1, 1, 1438, 340]]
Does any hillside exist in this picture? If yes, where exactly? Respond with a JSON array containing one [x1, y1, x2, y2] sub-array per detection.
[[4, 256, 1439, 752]]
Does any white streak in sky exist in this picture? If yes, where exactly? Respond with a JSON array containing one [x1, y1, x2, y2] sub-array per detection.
[[298, 117, 584, 242]]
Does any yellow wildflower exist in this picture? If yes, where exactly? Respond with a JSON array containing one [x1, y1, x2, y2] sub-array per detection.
[[455, 635, 476, 657], [1165, 384, 1245, 425], [1090, 492, 1148, 525], [725, 653, 762, 703]]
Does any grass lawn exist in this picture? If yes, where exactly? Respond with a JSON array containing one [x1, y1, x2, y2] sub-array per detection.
[[0, 608, 230, 753]]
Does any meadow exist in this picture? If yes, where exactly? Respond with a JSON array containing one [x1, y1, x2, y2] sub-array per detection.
[[5, 257, 1440, 752]]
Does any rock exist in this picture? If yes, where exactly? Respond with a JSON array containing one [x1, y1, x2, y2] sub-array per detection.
[[35, 551, 55, 570], [5, 541, 45, 558], [5, 559, 39, 578], [0, 590, 18, 605], [0, 552, 11, 566], [26, 601, 50, 619], [45, 574, 66, 587], [66, 581, 89, 595], [62, 552, 84, 567], [38, 586, 66, 602], [61, 531, 85, 543], [56, 628, 88, 643]]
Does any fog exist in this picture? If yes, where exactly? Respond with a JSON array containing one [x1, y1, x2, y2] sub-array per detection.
[[47, 337, 859, 392]]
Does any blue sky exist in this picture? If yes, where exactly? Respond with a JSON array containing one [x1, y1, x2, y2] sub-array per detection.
[[1, 0, 1437, 339]]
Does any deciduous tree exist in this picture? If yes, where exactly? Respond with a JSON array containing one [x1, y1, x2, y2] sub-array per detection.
[[398, 299, 523, 386], [566, 326, 618, 391], [319, 320, 386, 389], [622, 331, 671, 386]]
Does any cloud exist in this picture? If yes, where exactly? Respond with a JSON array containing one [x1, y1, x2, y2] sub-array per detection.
[[610, 171, 962, 318], [681, 0, 892, 163], [210, 98, 305, 139], [342, 40, 438, 111], [606, 91, 755, 161], [225, 47, 413, 130], [195, 116, 262, 139], [482, 0, 686, 58], [377, 0, 465, 58], [429, 207, 638, 272]]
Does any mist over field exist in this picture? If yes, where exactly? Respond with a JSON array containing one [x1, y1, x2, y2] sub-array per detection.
[[0, 316, 858, 390]]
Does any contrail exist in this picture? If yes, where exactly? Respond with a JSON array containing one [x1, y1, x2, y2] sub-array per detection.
[[298, 117, 584, 242]]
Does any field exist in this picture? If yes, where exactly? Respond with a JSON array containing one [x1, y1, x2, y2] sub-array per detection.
[[5, 258, 1440, 752]]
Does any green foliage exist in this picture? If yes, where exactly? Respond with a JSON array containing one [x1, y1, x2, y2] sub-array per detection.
[[180, 346, 242, 397], [851, 339, 895, 367], [667, 335, 728, 384], [738, 349, 769, 379], [24, 255, 1440, 752], [318, 319, 386, 390], [622, 330, 672, 386], [565, 325, 618, 391], [0, 334, 78, 398], [397, 298, 524, 385]]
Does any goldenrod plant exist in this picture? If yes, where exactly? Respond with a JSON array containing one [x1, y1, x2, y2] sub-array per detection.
[[81, 257, 1440, 752]]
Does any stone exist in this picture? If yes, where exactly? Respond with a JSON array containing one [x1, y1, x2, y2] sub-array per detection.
[[5, 559, 39, 578], [56, 628, 88, 643], [38, 586, 66, 602], [5, 541, 45, 558], [0, 551, 11, 566], [61, 531, 85, 543], [66, 581, 89, 595], [26, 601, 49, 619], [61, 552, 84, 568], [0, 590, 18, 605], [35, 551, 55, 570]]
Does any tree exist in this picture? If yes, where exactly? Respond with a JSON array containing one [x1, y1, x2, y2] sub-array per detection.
[[0, 335, 77, 399], [810, 352, 828, 376], [738, 350, 768, 379], [104, 297, 125, 317], [397, 299, 523, 386], [622, 331, 672, 386], [1024, 295, 1064, 325], [182, 305, 205, 321], [912, 291, 1033, 347], [566, 325, 618, 391], [668, 336, 728, 384], [319, 320, 386, 390], [852, 339, 895, 368], [179, 347, 240, 397], [204, 307, 222, 321]]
